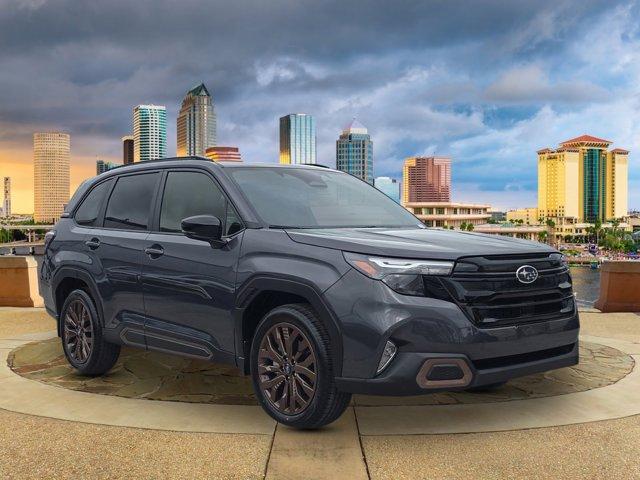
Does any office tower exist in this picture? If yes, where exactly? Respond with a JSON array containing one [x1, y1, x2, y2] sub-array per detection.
[[374, 176, 400, 203], [96, 160, 118, 175], [33, 132, 70, 222], [279, 114, 316, 164], [402, 156, 451, 204], [336, 119, 373, 184], [133, 105, 167, 162], [205, 146, 242, 162], [2, 177, 10, 217], [177, 83, 217, 157], [122, 135, 134, 164], [538, 135, 629, 222]]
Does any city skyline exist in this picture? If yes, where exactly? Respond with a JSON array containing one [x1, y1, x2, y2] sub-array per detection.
[[1, 1, 639, 213]]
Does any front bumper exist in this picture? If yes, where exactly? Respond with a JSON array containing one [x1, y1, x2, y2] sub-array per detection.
[[324, 269, 580, 395]]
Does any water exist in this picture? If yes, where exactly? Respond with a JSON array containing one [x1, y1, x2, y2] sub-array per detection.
[[570, 266, 600, 308]]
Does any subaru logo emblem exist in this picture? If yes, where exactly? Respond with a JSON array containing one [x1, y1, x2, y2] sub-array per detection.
[[516, 265, 538, 284]]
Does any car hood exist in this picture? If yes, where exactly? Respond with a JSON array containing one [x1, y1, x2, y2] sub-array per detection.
[[285, 227, 555, 260]]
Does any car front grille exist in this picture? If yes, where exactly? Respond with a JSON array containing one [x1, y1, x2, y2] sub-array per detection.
[[437, 253, 575, 328]]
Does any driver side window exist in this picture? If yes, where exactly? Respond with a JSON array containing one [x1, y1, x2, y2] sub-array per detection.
[[159, 171, 228, 233]]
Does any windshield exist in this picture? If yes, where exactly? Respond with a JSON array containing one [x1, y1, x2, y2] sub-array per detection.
[[227, 167, 421, 229]]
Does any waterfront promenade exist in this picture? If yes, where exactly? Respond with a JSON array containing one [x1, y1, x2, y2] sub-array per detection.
[[1, 306, 639, 479]]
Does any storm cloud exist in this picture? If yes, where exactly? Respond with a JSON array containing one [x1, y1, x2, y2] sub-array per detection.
[[0, 0, 638, 211]]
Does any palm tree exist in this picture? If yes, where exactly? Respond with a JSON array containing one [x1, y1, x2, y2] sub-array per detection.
[[466, 223, 474, 232]]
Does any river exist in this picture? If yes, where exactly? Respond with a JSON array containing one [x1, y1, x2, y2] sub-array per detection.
[[570, 266, 600, 308]]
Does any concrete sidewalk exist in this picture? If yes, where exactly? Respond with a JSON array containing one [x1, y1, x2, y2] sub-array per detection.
[[0, 308, 639, 479]]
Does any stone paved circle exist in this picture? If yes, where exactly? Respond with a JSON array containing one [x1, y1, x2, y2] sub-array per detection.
[[7, 338, 634, 406]]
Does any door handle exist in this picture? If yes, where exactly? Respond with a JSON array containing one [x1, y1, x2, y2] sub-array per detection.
[[144, 245, 164, 258], [85, 238, 100, 250]]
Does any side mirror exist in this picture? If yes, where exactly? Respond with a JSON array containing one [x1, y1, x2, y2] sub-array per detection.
[[181, 215, 225, 246]]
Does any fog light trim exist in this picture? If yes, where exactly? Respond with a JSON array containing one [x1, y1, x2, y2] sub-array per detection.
[[376, 340, 397, 375], [416, 358, 473, 388]]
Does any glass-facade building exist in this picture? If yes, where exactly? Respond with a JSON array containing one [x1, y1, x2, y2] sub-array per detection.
[[133, 105, 167, 162], [177, 83, 217, 157], [336, 119, 373, 184], [96, 160, 118, 175], [279, 114, 316, 164], [374, 176, 400, 203]]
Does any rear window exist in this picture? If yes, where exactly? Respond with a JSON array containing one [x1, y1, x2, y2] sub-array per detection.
[[104, 173, 159, 230], [74, 179, 113, 227]]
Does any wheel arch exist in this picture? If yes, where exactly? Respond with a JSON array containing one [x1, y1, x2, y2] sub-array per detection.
[[234, 275, 343, 376], [52, 266, 104, 337]]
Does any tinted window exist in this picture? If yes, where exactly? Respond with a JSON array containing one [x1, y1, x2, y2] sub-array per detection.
[[75, 179, 112, 226], [227, 167, 420, 228], [160, 171, 228, 233], [104, 173, 159, 230]]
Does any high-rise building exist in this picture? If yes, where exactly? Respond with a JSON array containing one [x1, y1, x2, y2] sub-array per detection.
[[177, 83, 217, 157], [122, 135, 134, 164], [2, 177, 10, 218], [537, 135, 628, 222], [33, 132, 70, 222], [336, 119, 373, 184], [205, 146, 242, 162], [96, 159, 118, 175], [402, 156, 451, 204], [374, 176, 400, 203], [133, 105, 167, 162], [279, 114, 316, 164]]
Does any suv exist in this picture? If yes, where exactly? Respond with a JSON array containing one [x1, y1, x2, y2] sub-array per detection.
[[40, 158, 579, 428]]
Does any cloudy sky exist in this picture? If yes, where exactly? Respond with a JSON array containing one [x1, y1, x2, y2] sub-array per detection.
[[1, 0, 639, 213]]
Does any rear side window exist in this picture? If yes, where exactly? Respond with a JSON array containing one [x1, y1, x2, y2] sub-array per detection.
[[74, 179, 112, 227], [104, 173, 159, 230], [159, 171, 227, 233]]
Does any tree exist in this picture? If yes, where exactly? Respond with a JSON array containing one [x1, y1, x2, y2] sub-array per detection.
[[460, 222, 467, 231], [466, 223, 474, 232], [538, 231, 548, 243]]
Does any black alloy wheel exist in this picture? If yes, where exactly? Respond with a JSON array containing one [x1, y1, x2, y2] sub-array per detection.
[[63, 299, 94, 364], [60, 289, 120, 376]]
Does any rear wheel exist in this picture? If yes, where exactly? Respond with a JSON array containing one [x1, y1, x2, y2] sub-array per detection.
[[60, 289, 120, 376], [250, 304, 351, 429]]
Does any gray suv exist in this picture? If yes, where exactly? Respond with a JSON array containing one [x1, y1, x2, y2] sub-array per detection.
[[39, 158, 579, 428]]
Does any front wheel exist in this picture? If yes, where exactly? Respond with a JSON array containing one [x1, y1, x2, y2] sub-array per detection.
[[250, 304, 351, 429]]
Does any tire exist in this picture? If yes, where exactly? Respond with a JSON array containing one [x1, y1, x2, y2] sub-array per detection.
[[60, 289, 120, 376], [250, 303, 351, 429], [465, 381, 507, 393]]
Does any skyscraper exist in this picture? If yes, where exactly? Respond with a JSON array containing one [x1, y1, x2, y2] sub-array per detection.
[[205, 146, 242, 162], [177, 83, 217, 157], [336, 119, 373, 184], [133, 105, 167, 162], [537, 135, 628, 222], [279, 114, 316, 164], [122, 135, 134, 164], [2, 177, 10, 217], [96, 159, 118, 175], [374, 176, 400, 203], [33, 132, 70, 222], [402, 156, 451, 204]]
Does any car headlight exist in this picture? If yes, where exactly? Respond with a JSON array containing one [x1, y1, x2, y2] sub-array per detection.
[[343, 252, 454, 296]]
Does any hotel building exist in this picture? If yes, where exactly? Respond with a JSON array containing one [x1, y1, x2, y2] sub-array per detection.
[[336, 119, 373, 184], [133, 105, 167, 162], [405, 202, 491, 229], [279, 114, 316, 165], [506, 207, 539, 224], [205, 146, 242, 162], [537, 135, 628, 223], [33, 132, 70, 223], [402, 156, 451, 204], [177, 83, 217, 157]]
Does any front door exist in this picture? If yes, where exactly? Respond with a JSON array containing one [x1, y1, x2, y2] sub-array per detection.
[[141, 169, 243, 362]]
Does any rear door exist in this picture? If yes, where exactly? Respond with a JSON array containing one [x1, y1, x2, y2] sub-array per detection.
[[141, 169, 244, 362], [83, 171, 161, 346]]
